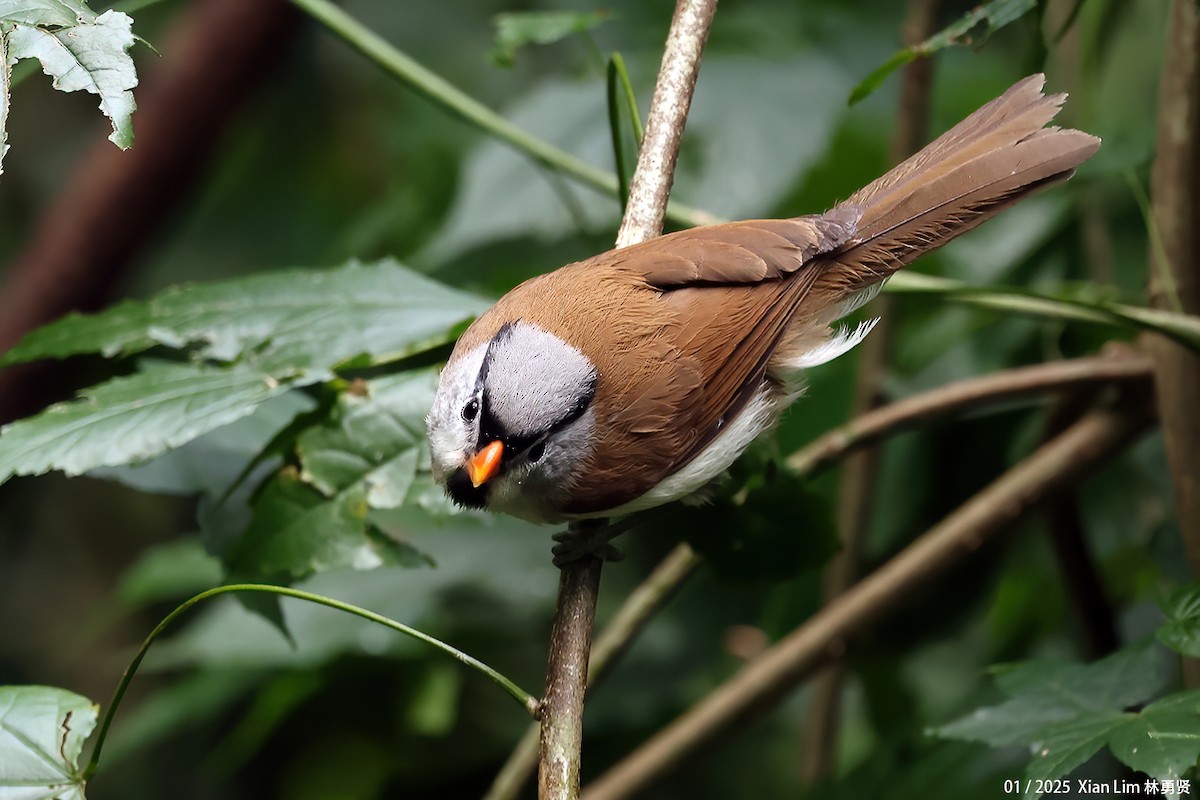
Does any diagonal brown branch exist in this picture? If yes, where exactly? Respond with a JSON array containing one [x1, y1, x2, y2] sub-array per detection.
[[786, 349, 1152, 478], [538, 3, 717, 799], [583, 393, 1154, 800]]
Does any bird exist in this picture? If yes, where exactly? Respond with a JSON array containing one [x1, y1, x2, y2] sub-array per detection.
[[426, 74, 1100, 527]]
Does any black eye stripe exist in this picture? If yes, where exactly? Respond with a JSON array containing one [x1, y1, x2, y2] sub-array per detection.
[[471, 324, 598, 458]]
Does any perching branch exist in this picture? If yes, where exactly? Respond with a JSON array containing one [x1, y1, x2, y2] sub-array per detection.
[[786, 349, 1152, 478], [538, 3, 717, 799], [487, 544, 702, 800], [583, 393, 1154, 800], [1145, 0, 1200, 572]]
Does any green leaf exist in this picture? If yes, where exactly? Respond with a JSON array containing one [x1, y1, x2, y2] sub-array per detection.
[[1109, 693, 1200, 782], [0, 362, 297, 485], [227, 469, 428, 583], [0, 259, 488, 374], [935, 642, 1200, 791], [1, 2, 137, 149], [296, 368, 438, 509], [1157, 582, 1200, 658], [1, 31, 10, 177], [1025, 711, 1130, 787], [0, 0, 97, 27], [490, 10, 610, 68], [89, 392, 316, 497], [937, 642, 1168, 748], [0, 685, 97, 800], [849, 0, 1038, 104]]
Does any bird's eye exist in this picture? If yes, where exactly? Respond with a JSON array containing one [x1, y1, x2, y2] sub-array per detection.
[[462, 397, 480, 422], [528, 441, 546, 462]]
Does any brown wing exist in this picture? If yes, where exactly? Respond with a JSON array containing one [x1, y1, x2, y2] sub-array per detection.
[[552, 216, 852, 513]]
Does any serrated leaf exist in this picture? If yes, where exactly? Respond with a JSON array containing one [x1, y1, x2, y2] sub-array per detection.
[[0, 685, 97, 800], [849, 0, 1038, 104], [0, 362, 297, 485], [936, 642, 1200, 793], [88, 392, 316, 497], [296, 368, 438, 510], [228, 469, 429, 583], [0, 0, 97, 27], [1157, 583, 1200, 657], [1, 30, 10, 177], [1025, 711, 1130, 787], [938, 643, 1168, 748], [1109, 706, 1200, 782], [0, 259, 488, 375], [4, 6, 137, 149], [490, 10, 610, 67]]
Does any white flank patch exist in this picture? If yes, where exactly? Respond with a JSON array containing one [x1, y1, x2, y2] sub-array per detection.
[[785, 318, 879, 369], [586, 384, 782, 518]]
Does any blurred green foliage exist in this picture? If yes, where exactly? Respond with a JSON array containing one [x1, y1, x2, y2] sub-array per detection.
[[0, 0, 1190, 798]]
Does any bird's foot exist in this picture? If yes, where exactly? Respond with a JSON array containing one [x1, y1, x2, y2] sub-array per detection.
[[551, 521, 625, 568]]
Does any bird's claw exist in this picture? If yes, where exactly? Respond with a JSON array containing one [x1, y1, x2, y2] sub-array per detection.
[[551, 527, 625, 567]]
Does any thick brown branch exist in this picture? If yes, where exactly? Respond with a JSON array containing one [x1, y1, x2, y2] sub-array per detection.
[[1146, 0, 1200, 572], [0, 0, 300, 425], [583, 396, 1154, 800], [787, 350, 1152, 478], [538, 3, 718, 798]]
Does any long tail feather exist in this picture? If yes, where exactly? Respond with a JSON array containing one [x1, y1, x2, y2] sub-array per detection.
[[813, 74, 1100, 302]]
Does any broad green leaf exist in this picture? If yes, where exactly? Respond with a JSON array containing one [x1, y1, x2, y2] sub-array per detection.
[[1157, 583, 1200, 658], [88, 392, 316, 497], [2, 5, 137, 148], [1025, 711, 1130, 788], [937, 642, 1167, 747], [1109, 704, 1200, 782], [0, 0, 97, 27], [0, 685, 97, 800], [0, 362, 297, 485], [296, 368, 438, 509], [227, 469, 427, 583], [937, 642, 1196, 793], [490, 10, 610, 67], [0, 259, 488, 374], [849, 0, 1038, 104]]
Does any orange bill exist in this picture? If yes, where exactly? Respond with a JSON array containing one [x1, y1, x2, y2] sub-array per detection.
[[466, 440, 504, 488]]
